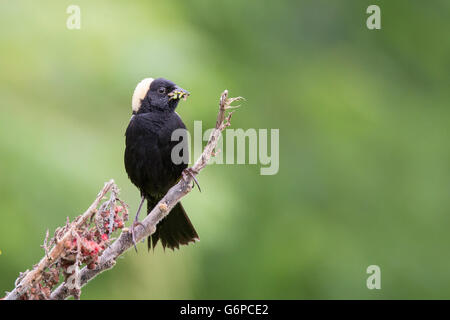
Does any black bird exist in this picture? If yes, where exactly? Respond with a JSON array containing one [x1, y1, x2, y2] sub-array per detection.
[[124, 77, 199, 250]]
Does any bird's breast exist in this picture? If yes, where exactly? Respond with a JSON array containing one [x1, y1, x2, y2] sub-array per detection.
[[124, 112, 188, 196]]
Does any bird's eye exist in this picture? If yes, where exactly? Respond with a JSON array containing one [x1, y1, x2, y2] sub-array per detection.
[[158, 87, 166, 94]]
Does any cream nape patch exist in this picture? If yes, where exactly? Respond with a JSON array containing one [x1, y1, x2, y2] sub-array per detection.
[[132, 78, 154, 112]]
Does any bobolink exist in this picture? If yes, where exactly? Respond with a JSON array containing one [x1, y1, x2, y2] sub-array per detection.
[[125, 77, 199, 250]]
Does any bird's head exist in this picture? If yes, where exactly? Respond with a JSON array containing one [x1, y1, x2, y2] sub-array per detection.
[[131, 77, 189, 114]]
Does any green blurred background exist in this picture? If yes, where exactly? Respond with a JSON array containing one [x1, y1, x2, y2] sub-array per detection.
[[1, 0, 449, 299]]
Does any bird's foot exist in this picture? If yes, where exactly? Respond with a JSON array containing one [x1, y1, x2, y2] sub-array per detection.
[[130, 220, 145, 252], [182, 168, 201, 192]]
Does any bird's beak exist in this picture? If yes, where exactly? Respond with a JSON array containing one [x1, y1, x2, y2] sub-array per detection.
[[168, 86, 190, 101]]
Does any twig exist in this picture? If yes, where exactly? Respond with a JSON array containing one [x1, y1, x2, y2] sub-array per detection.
[[40, 229, 50, 260]]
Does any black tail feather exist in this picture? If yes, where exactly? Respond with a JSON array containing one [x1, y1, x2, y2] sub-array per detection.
[[147, 198, 199, 251]]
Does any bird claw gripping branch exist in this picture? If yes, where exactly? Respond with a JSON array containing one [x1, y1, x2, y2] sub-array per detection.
[[182, 167, 201, 192]]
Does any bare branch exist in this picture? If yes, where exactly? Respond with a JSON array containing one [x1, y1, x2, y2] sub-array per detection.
[[4, 90, 242, 300]]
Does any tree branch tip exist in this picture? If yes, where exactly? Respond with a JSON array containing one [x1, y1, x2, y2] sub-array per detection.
[[225, 104, 241, 110], [228, 96, 245, 103]]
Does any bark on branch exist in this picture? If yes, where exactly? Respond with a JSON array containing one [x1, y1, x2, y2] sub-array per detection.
[[3, 90, 243, 300]]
